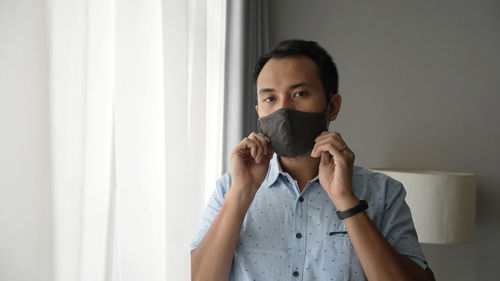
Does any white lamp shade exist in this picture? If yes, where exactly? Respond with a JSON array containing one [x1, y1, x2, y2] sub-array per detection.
[[370, 169, 476, 244]]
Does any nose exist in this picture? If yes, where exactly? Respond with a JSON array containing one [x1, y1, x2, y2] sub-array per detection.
[[278, 95, 292, 109]]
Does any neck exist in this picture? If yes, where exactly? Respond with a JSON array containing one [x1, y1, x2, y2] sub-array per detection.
[[279, 153, 320, 192]]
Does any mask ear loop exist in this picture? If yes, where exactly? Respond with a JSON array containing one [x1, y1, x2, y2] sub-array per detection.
[[323, 98, 330, 129], [323, 91, 335, 113], [322, 103, 329, 113]]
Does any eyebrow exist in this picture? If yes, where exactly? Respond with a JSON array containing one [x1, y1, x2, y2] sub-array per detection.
[[258, 82, 310, 94]]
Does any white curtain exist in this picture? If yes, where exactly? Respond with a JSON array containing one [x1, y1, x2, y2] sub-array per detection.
[[48, 0, 226, 280]]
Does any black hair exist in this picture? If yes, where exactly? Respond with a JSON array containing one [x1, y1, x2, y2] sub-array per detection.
[[253, 39, 339, 100]]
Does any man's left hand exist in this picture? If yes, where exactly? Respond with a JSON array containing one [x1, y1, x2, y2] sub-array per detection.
[[311, 131, 359, 211]]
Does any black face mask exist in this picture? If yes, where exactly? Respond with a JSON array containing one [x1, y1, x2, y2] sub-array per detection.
[[257, 107, 328, 158]]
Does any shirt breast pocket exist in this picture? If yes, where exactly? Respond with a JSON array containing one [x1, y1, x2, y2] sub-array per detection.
[[321, 231, 365, 280]]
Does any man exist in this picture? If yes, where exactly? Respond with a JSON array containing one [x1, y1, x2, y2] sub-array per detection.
[[191, 40, 435, 281]]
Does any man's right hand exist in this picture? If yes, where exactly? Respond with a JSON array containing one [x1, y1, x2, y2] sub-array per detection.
[[191, 132, 273, 281], [230, 132, 273, 198]]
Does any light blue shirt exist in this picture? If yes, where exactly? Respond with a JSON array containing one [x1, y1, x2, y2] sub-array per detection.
[[191, 153, 428, 281]]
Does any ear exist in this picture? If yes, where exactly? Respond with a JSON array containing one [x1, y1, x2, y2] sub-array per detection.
[[255, 105, 259, 116], [327, 93, 341, 121]]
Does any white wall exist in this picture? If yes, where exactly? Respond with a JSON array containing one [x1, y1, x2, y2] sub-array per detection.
[[268, 0, 500, 280], [0, 0, 52, 280]]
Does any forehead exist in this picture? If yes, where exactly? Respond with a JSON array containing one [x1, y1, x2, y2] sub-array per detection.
[[256, 56, 321, 89]]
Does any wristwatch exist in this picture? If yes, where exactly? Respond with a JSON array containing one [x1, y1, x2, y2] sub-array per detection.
[[336, 200, 368, 220]]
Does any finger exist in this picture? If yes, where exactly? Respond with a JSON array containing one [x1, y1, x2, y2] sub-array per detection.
[[253, 133, 272, 157], [320, 151, 331, 166], [312, 136, 347, 157], [257, 132, 270, 143], [314, 131, 332, 144], [265, 141, 273, 156], [315, 133, 346, 153], [260, 140, 274, 160], [248, 133, 265, 163], [314, 136, 346, 152], [315, 131, 345, 146], [255, 133, 270, 144], [312, 141, 346, 161], [249, 139, 263, 163], [258, 133, 273, 156], [240, 137, 257, 159], [316, 131, 330, 138], [252, 133, 270, 155]]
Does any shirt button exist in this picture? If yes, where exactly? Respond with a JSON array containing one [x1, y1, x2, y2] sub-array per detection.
[[298, 197, 304, 202], [296, 233, 302, 239], [293, 271, 299, 277]]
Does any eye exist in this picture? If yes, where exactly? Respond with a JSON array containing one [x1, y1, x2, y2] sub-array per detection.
[[293, 91, 307, 97], [264, 96, 275, 103]]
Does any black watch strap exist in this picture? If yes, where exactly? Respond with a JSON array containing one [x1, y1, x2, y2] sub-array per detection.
[[336, 200, 368, 220]]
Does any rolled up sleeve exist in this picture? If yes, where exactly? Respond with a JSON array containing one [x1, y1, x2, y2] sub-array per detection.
[[190, 173, 231, 251], [379, 179, 428, 269]]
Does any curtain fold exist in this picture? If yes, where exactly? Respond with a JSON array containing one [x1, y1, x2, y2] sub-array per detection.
[[48, 0, 226, 280], [162, 0, 190, 280], [113, 1, 167, 280], [222, 0, 269, 173], [48, 0, 87, 280], [79, 0, 115, 279]]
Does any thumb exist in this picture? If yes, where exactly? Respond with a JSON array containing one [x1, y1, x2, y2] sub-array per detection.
[[320, 151, 331, 166]]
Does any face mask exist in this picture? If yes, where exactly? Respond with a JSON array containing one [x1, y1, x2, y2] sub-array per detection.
[[257, 107, 328, 158]]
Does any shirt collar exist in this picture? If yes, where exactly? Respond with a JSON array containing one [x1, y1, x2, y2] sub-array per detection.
[[262, 153, 282, 188], [262, 153, 320, 188]]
